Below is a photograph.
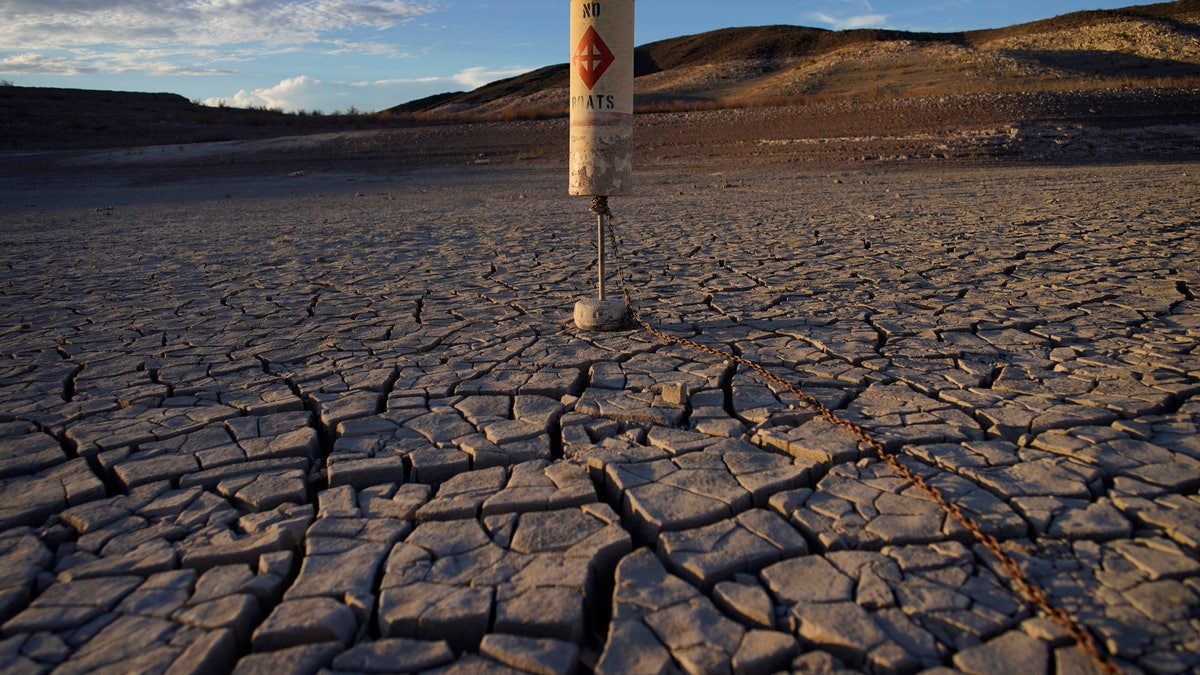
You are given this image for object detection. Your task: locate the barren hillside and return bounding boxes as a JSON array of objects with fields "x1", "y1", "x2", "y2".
[
  {"x1": 2, "y1": 1, "x2": 1198, "y2": 151},
  {"x1": 406, "y1": 0, "x2": 1200, "y2": 117}
]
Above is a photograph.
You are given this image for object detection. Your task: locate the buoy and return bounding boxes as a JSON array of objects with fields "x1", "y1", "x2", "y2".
[{"x1": 570, "y1": 0, "x2": 634, "y2": 331}]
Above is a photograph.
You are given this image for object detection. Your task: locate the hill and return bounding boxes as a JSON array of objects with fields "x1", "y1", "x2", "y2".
[
  {"x1": 1, "y1": 1, "x2": 1198, "y2": 150},
  {"x1": 0, "y1": 85, "x2": 385, "y2": 151},
  {"x1": 395, "y1": 0, "x2": 1200, "y2": 117}
]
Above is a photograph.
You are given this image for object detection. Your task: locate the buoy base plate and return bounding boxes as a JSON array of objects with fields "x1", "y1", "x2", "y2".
[{"x1": 574, "y1": 299, "x2": 629, "y2": 331}]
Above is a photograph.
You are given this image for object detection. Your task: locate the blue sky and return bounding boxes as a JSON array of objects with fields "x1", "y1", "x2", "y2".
[{"x1": 1, "y1": 1, "x2": 1144, "y2": 113}]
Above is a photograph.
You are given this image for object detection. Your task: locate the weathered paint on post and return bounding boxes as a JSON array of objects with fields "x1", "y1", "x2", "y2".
[{"x1": 568, "y1": 0, "x2": 634, "y2": 196}]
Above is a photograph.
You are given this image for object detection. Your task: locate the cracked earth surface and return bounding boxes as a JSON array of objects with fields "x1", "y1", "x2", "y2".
[{"x1": 1, "y1": 158, "x2": 1198, "y2": 674}]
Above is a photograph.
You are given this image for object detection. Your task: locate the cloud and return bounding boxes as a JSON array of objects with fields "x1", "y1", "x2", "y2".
[
  {"x1": 451, "y1": 66, "x2": 531, "y2": 90},
  {"x1": 811, "y1": 12, "x2": 889, "y2": 30},
  {"x1": 0, "y1": 49, "x2": 238, "y2": 77},
  {"x1": 0, "y1": 53, "x2": 95, "y2": 75},
  {"x1": 204, "y1": 73, "x2": 449, "y2": 112},
  {"x1": 1, "y1": 0, "x2": 436, "y2": 48},
  {"x1": 205, "y1": 66, "x2": 535, "y2": 113},
  {"x1": 369, "y1": 76, "x2": 442, "y2": 86},
  {"x1": 206, "y1": 75, "x2": 331, "y2": 111},
  {"x1": 0, "y1": 0, "x2": 436, "y2": 78}
]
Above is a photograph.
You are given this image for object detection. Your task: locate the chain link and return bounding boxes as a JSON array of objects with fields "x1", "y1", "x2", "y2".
[{"x1": 599, "y1": 211, "x2": 1121, "y2": 675}]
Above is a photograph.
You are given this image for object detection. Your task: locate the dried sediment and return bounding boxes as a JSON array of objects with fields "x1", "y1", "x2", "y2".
[{"x1": 0, "y1": 144, "x2": 1198, "y2": 673}]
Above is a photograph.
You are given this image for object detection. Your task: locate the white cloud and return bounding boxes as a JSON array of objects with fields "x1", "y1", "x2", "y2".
[
  {"x1": 207, "y1": 75, "x2": 329, "y2": 111},
  {"x1": 0, "y1": 53, "x2": 94, "y2": 75},
  {"x1": 0, "y1": 49, "x2": 238, "y2": 77},
  {"x1": 0, "y1": 0, "x2": 442, "y2": 113},
  {"x1": 0, "y1": 0, "x2": 436, "y2": 80},
  {"x1": 811, "y1": 12, "x2": 888, "y2": 30},
  {"x1": 204, "y1": 73, "x2": 450, "y2": 112},
  {"x1": 1, "y1": 0, "x2": 436, "y2": 49},
  {"x1": 202, "y1": 65, "x2": 535, "y2": 113},
  {"x1": 369, "y1": 76, "x2": 442, "y2": 86},
  {"x1": 451, "y1": 66, "x2": 531, "y2": 90}
]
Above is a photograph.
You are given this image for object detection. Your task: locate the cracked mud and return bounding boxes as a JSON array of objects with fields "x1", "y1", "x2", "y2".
[{"x1": 1, "y1": 158, "x2": 1198, "y2": 674}]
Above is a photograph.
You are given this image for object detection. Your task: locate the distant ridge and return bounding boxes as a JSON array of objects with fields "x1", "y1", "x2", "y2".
[
  {"x1": 2, "y1": 1, "x2": 1197, "y2": 150},
  {"x1": 392, "y1": 0, "x2": 1200, "y2": 116}
]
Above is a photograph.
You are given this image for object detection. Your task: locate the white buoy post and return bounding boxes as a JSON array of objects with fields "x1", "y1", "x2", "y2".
[{"x1": 570, "y1": 0, "x2": 633, "y2": 331}]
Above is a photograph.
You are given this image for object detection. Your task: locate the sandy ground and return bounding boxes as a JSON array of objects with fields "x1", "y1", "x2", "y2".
[{"x1": 0, "y1": 105, "x2": 1198, "y2": 673}]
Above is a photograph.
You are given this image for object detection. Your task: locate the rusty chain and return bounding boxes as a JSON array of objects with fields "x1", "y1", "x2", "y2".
[{"x1": 598, "y1": 210, "x2": 1122, "y2": 674}]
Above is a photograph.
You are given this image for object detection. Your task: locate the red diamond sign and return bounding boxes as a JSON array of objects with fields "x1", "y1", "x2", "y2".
[{"x1": 573, "y1": 26, "x2": 614, "y2": 90}]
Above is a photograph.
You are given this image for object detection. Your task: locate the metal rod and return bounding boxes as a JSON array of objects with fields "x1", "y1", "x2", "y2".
[{"x1": 597, "y1": 212, "x2": 606, "y2": 301}]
